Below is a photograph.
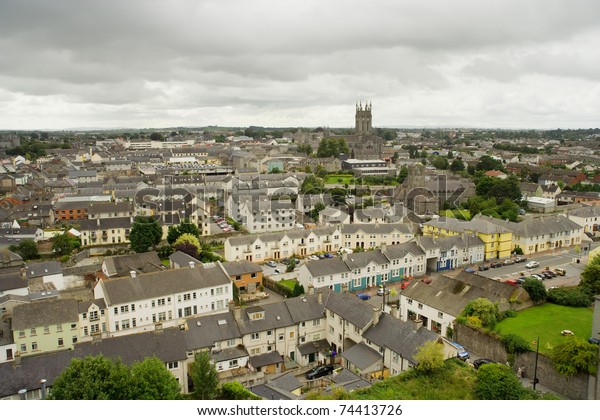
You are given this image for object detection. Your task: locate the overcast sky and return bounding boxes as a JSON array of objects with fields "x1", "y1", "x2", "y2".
[{"x1": 1, "y1": 0, "x2": 599, "y2": 130}]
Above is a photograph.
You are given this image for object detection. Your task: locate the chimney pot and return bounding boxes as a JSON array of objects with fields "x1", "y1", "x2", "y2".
[
  {"x1": 18, "y1": 389, "x2": 27, "y2": 400},
  {"x1": 189, "y1": 261, "x2": 195, "y2": 269},
  {"x1": 412, "y1": 318, "x2": 423, "y2": 331},
  {"x1": 317, "y1": 289, "x2": 323, "y2": 304},
  {"x1": 130, "y1": 270, "x2": 136, "y2": 278},
  {"x1": 391, "y1": 304, "x2": 399, "y2": 319}
]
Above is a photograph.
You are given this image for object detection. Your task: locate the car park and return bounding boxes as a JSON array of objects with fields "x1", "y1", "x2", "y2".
[
  {"x1": 400, "y1": 281, "x2": 411, "y2": 290},
  {"x1": 473, "y1": 358, "x2": 495, "y2": 369},
  {"x1": 318, "y1": 254, "x2": 326, "y2": 259},
  {"x1": 281, "y1": 258, "x2": 290, "y2": 265},
  {"x1": 525, "y1": 261, "x2": 539, "y2": 269},
  {"x1": 514, "y1": 256, "x2": 527, "y2": 263},
  {"x1": 478, "y1": 264, "x2": 489, "y2": 271},
  {"x1": 516, "y1": 277, "x2": 527, "y2": 284},
  {"x1": 530, "y1": 274, "x2": 544, "y2": 281},
  {"x1": 266, "y1": 261, "x2": 277, "y2": 268},
  {"x1": 356, "y1": 293, "x2": 371, "y2": 300},
  {"x1": 305, "y1": 364, "x2": 334, "y2": 380}
]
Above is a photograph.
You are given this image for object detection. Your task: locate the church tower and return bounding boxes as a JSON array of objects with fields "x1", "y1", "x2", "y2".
[{"x1": 355, "y1": 101, "x2": 372, "y2": 135}]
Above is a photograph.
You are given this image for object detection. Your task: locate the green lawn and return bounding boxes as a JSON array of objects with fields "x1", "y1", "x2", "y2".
[
  {"x1": 323, "y1": 174, "x2": 354, "y2": 185},
  {"x1": 440, "y1": 209, "x2": 472, "y2": 220},
  {"x1": 278, "y1": 279, "x2": 297, "y2": 289},
  {"x1": 496, "y1": 303, "x2": 593, "y2": 356}
]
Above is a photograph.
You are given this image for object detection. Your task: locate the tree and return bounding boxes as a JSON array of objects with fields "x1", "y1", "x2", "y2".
[
  {"x1": 551, "y1": 338, "x2": 598, "y2": 376},
  {"x1": 189, "y1": 351, "x2": 219, "y2": 399},
  {"x1": 432, "y1": 156, "x2": 449, "y2": 170},
  {"x1": 174, "y1": 233, "x2": 200, "y2": 259},
  {"x1": 300, "y1": 175, "x2": 324, "y2": 194},
  {"x1": 316, "y1": 138, "x2": 349, "y2": 158},
  {"x1": 579, "y1": 253, "x2": 600, "y2": 295},
  {"x1": 309, "y1": 202, "x2": 326, "y2": 222},
  {"x1": 474, "y1": 363, "x2": 525, "y2": 400},
  {"x1": 48, "y1": 355, "x2": 133, "y2": 400},
  {"x1": 460, "y1": 298, "x2": 499, "y2": 329},
  {"x1": 129, "y1": 357, "x2": 182, "y2": 400},
  {"x1": 129, "y1": 217, "x2": 163, "y2": 253},
  {"x1": 269, "y1": 167, "x2": 282, "y2": 174},
  {"x1": 9, "y1": 239, "x2": 40, "y2": 260},
  {"x1": 167, "y1": 220, "x2": 201, "y2": 245},
  {"x1": 547, "y1": 286, "x2": 591, "y2": 307},
  {"x1": 52, "y1": 232, "x2": 80, "y2": 257},
  {"x1": 476, "y1": 155, "x2": 504, "y2": 172},
  {"x1": 522, "y1": 278, "x2": 547, "y2": 304},
  {"x1": 449, "y1": 159, "x2": 465, "y2": 173},
  {"x1": 221, "y1": 382, "x2": 261, "y2": 400},
  {"x1": 414, "y1": 341, "x2": 445, "y2": 372},
  {"x1": 149, "y1": 132, "x2": 164, "y2": 141}
]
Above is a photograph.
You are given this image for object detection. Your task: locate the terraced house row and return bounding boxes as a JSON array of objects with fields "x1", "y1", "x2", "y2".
[{"x1": 224, "y1": 223, "x2": 414, "y2": 262}]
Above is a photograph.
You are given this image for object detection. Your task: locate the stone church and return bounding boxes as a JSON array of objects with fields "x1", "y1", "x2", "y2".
[{"x1": 326, "y1": 102, "x2": 384, "y2": 160}]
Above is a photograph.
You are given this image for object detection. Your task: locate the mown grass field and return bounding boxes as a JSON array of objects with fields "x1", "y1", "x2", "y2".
[
  {"x1": 496, "y1": 303, "x2": 593, "y2": 356},
  {"x1": 323, "y1": 174, "x2": 354, "y2": 185}
]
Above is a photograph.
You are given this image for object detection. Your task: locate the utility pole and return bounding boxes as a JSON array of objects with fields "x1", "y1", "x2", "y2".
[{"x1": 533, "y1": 336, "x2": 540, "y2": 390}]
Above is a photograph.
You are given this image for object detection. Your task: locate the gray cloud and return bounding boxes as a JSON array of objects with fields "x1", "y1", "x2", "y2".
[{"x1": 0, "y1": 0, "x2": 599, "y2": 129}]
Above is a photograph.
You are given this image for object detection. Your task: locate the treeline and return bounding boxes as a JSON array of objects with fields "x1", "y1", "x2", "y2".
[{"x1": 493, "y1": 143, "x2": 540, "y2": 154}]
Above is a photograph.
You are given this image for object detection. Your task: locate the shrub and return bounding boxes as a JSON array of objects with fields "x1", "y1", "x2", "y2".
[
  {"x1": 551, "y1": 338, "x2": 598, "y2": 376},
  {"x1": 547, "y1": 286, "x2": 592, "y2": 307},
  {"x1": 522, "y1": 278, "x2": 547, "y2": 304},
  {"x1": 501, "y1": 334, "x2": 531, "y2": 354},
  {"x1": 220, "y1": 381, "x2": 261, "y2": 400},
  {"x1": 474, "y1": 364, "x2": 525, "y2": 400}
]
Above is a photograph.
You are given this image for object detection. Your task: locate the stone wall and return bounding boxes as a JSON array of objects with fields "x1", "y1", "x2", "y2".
[
  {"x1": 455, "y1": 323, "x2": 593, "y2": 400},
  {"x1": 63, "y1": 263, "x2": 102, "y2": 277}
]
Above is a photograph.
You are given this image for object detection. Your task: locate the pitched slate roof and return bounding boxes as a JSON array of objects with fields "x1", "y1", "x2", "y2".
[
  {"x1": 13, "y1": 298, "x2": 79, "y2": 330},
  {"x1": 103, "y1": 251, "x2": 163, "y2": 277},
  {"x1": 99, "y1": 264, "x2": 230, "y2": 306},
  {"x1": 341, "y1": 223, "x2": 412, "y2": 235},
  {"x1": 168, "y1": 250, "x2": 201, "y2": 268},
  {"x1": 401, "y1": 272, "x2": 519, "y2": 317},
  {"x1": 249, "y1": 351, "x2": 284, "y2": 368},
  {"x1": 304, "y1": 258, "x2": 350, "y2": 277},
  {"x1": 235, "y1": 301, "x2": 295, "y2": 335},
  {"x1": 183, "y1": 311, "x2": 241, "y2": 351},
  {"x1": 212, "y1": 345, "x2": 248, "y2": 363},
  {"x1": 0, "y1": 270, "x2": 26, "y2": 293},
  {"x1": 297, "y1": 338, "x2": 330, "y2": 356},
  {"x1": 221, "y1": 260, "x2": 263, "y2": 277},
  {"x1": 343, "y1": 249, "x2": 389, "y2": 269},
  {"x1": 362, "y1": 313, "x2": 439, "y2": 364},
  {"x1": 568, "y1": 206, "x2": 600, "y2": 218},
  {"x1": 339, "y1": 342, "x2": 381, "y2": 370},
  {"x1": 284, "y1": 293, "x2": 326, "y2": 323},
  {"x1": 25, "y1": 261, "x2": 62, "y2": 278},
  {"x1": 323, "y1": 290, "x2": 374, "y2": 330}
]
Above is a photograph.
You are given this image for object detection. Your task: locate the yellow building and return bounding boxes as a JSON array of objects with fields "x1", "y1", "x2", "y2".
[
  {"x1": 423, "y1": 214, "x2": 513, "y2": 261},
  {"x1": 12, "y1": 299, "x2": 79, "y2": 357}
]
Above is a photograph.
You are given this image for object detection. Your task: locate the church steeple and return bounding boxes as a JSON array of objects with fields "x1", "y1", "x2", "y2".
[{"x1": 355, "y1": 100, "x2": 372, "y2": 135}]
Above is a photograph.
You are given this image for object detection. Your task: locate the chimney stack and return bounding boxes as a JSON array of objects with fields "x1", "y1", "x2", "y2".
[
  {"x1": 130, "y1": 270, "x2": 136, "y2": 278},
  {"x1": 341, "y1": 283, "x2": 348, "y2": 293},
  {"x1": 189, "y1": 261, "x2": 195, "y2": 269},
  {"x1": 40, "y1": 379, "x2": 47, "y2": 399},
  {"x1": 372, "y1": 307, "x2": 380, "y2": 326},
  {"x1": 412, "y1": 318, "x2": 423, "y2": 331},
  {"x1": 317, "y1": 289, "x2": 323, "y2": 304},
  {"x1": 391, "y1": 304, "x2": 399, "y2": 319},
  {"x1": 234, "y1": 307, "x2": 242, "y2": 321},
  {"x1": 308, "y1": 284, "x2": 314, "y2": 295}
]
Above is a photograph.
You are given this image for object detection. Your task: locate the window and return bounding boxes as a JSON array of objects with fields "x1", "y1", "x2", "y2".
[
  {"x1": 121, "y1": 320, "x2": 130, "y2": 330},
  {"x1": 20, "y1": 344, "x2": 26, "y2": 353},
  {"x1": 19, "y1": 331, "x2": 25, "y2": 338},
  {"x1": 56, "y1": 325, "x2": 63, "y2": 332},
  {"x1": 229, "y1": 360, "x2": 239, "y2": 368},
  {"x1": 72, "y1": 336, "x2": 78, "y2": 344},
  {"x1": 71, "y1": 323, "x2": 77, "y2": 330},
  {"x1": 438, "y1": 312, "x2": 444, "y2": 319},
  {"x1": 183, "y1": 293, "x2": 191, "y2": 301},
  {"x1": 82, "y1": 312, "x2": 87, "y2": 319},
  {"x1": 84, "y1": 326, "x2": 89, "y2": 336},
  {"x1": 251, "y1": 332, "x2": 260, "y2": 340},
  {"x1": 30, "y1": 328, "x2": 36, "y2": 336},
  {"x1": 312, "y1": 319, "x2": 320, "y2": 327},
  {"x1": 58, "y1": 337, "x2": 64, "y2": 347},
  {"x1": 278, "y1": 334, "x2": 284, "y2": 342},
  {"x1": 114, "y1": 307, "x2": 119, "y2": 315},
  {"x1": 407, "y1": 299, "x2": 413, "y2": 305},
  {"x1": 89, "y1": 311, "x2": 98, "y2": 321},
  {"x1": 418, "y1": 303, "x2": 423, "y2": 309},
  {"x1": 31, "y1": 342, "x2": 38, "y2": 351},
  {"x1": 90, "y1": 324, "x2": 99, "y2": 334},
  {"x1": 157, "y1": 298, "x2": 165, "y2": 306},
  {"x1": 167, "y1": 362, "x2": 179, "y2": 369}
]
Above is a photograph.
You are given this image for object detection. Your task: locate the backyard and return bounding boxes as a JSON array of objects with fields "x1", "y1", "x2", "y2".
[{"x1": 496, "y1": 303, "x2": 593, "y2": 356}]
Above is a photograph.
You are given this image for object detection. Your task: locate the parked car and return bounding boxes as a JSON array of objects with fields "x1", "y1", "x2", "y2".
[
  {"x1": 514, "y1": 256, "x2": 527, "y2": 263},
  {"x1": 516, "y1": 277, "x2": 527, "y2": 284},
  {"x1": 305, "y1": 364, "x2": 334, "y2": 380},
  {"x1": 400, "y1": 281, "x2": 411, "y2": 290},
  {"x1": 293, "y1": 258, "x2": 300, "y2": 264},
  {"x1": 503, "y1": 259, "x2": 515, "y2": 265},
  {"x1": 473, "y1": 358, "x2": 495, "y2": 369},
  {"x1": 539, "y1": 272, "x2": 552, "y2": 279},
  {"x1": 280, "y1": 258, "x2": 290, "y2": 265},
  {"x1": 356, "y1": 293, "x2": 371, "y2": 300},
  {"x1": 554, "y1": 267, "x2": 566, "y2": 276},
  {"x1": 490, "y1": 262, "x2": 503, "y2": 268},
  {"x1": 478, "y1": 264, "x2": 489, "y2": 271},
  {"x1": 464, "y1": 267, "x2": 476, "y2": 273},
  {"x1": 530, "y1": 274, "x2": 544, "y2": 281},
  {"x1": 324, "y1": 253, "x2": 333, "y2": 259},
  {"x1": 541, "y1": 270, "x2": 556, "y2": 278},
  {"x1": 377, "y1": 286, "x2": 390, "y2": 296},
  {"x1": 588, "y1": 337, "x2": 600, "y2": 345},
  {"x1": 274, "y1": 269, "x2": 282, "y2": 274},
  {"x1": 525, "y1": 261, "x2": 539, "y2": 269},
  {"x1": 308, "y1": 255, "x2": 319, "y2": 261},
  {"x1": 504, "y1": 279, "x2": 519, "y2": 286},
  {"x1": 317, "y1": 254, "x2": 326, "y2": 259},
  {"x1": 266, "y1": 261, "x2": 277, "y2": 268},
  {"x1": 452, "y1": 343, "x2": 470, "y2": 361}
]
